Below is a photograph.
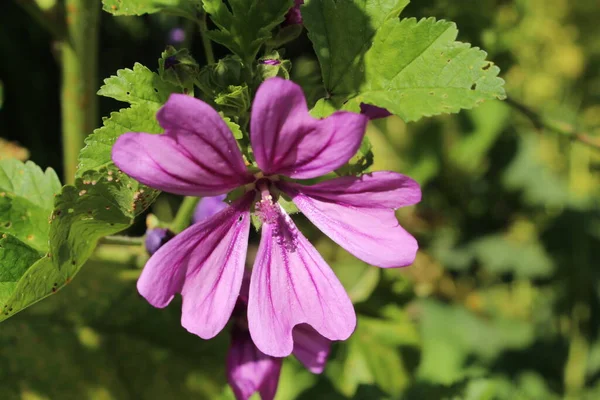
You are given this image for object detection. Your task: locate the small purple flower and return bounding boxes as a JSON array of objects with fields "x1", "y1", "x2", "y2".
[
  {"x1": 145, "y1": 228, "x2": 175, "y2": 255},
  {"x1": 360, "y1": 103, "x2": 392, "y2": 120},
  {"x1": 112, "y1": 77, "x2": 421, "y2": 357},
  {"x1": 285, "y1": 0, "x2": 304, "y2": 25},
  {"x1": 168, "y1": 27, "x2": 186, "y2": 44},
  {"x1": 227, "y1": 275, "x2": 330, "y2": 400},
  {"x1": 192, "y1": 194, "x2": 228, "y2": 224},
  {"x1": 261, "y1": 59, "x2": 281, "y2": 66}
]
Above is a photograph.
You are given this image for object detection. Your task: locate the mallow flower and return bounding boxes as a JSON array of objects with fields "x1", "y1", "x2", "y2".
[
  {"x1": 111, "y1": 77, "x2": 421, "y2": 357},
  {"x1": 227, "y1": 273, "x2": 330, "y2": 400}
]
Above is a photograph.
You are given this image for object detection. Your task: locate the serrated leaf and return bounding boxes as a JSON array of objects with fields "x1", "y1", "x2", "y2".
[
  {"x1": 0, "y1": 159, "x2": 61, "y2": 251},
  {"x1": 222, "y1": 116, "x2": 243, "y2": 139},
  {"x1": 303, "y1": 0, "x2": 409, "y2": 93},
  {"x1": 50, "y1": 167, "x2": 158, "y2": 275},
  {"x1": 97, "y1": 63, "x2": 180, "y2": 107},
  {"x1": 77, "y1": 105, "x2": 163, "y2": 174},
  {"x1": 202, "y1": 0, "x2": 293, "y2": 63},
  {"x1": 304, "y1": 1, "x2": 506, "y2": 121},
  {"x1": 102, "y1": 0, "x2": 203, "y2": 20},
  {"x1": 0, "y1": 167, "x2": 158, "y2": 322}
]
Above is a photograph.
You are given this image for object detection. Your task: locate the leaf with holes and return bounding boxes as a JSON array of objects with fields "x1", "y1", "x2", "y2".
[
  {"x1": 0, "y1": 167, "x2": 158, "y2": 322},
  {"x1": 102, "y1": 0, "x2": 203, "y2": 20},
  {"x1": 202, "y1": 0, "x2": 293, "y2": 63},
  {"x1": 0, "y1": 159, "x2": 61, "y2": 251},
  {"x1": 304, "y1": 1, "x2": 506, "y2": 121}
]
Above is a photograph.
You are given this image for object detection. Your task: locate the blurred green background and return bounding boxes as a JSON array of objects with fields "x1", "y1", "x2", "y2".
[{"x1": 1, "y1": 0, "x2": 600, "y2": 399}]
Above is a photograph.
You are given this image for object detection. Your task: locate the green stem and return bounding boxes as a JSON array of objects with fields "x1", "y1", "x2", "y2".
[
  {"x1": 99, "y1": 235, "x2": 144, "y2": 246},
  {"x1": 506, "y1": 97, "x2": 600, "y2": 151},
  {"x1": 198, "y1": 13, "x2": 215, "y2": 65},
  {"x1": 91, "y1": 244, "x2": 142, "y2": 266},
  {"x1": 170, "y1": 196, "x2": 200, "y2": 233},
  {"x1": 564, "y1": 302, "x2": 590, "y2": 400},
  {"x1": 61, "y1": 1, "x2": 100, "y2": 183}
]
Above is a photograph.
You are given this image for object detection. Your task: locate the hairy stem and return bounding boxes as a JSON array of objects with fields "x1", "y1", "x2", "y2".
[
  {"x1": 61, "y1": 1, "x2": 100, "y2": 183},
  {"x1": 171, "y1": 196, "x2": 200, "y2": 233},
  {"x1": 198, "y1": 13, "x2": 215, "y2": 65}
]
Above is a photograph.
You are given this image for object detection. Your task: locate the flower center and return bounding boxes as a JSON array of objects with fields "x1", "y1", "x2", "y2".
[{"x1": 254, "y1": 179, "x2": 280, "y2": 224}]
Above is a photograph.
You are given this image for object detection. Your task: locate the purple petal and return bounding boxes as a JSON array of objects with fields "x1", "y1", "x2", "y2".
[
  {"x1": 279, "y1": 172, "x2": 421, "y2": 268},
  {"x1": 248, "y1": 208, "x2": 356, "y2": 357},
  {"x1": 112, "y1": 94, "x2": 252, "y2": 197},
  {"x1": 145, "y1": 228, "x2": 175, "y2": 255},
  {"x1": 137, "y1": 193, "x2": 253, "y2": 339},
  {"x1": 227, "y1": 328, "x2": 282, "y2": 400},
  {"x1": 360, "y1": 103, "x2": 392, "y2": 120},
  {"x1": 292, "y1": 324, "x2": 331, "y2": 373},
  {"x1": 250, "y1": 78, "x2": 368, "y2": 179},
  {"x1": 284, "y1": 0, "x2": 304, "y2": 25},
  {"x1": 192, "y1": 194, "x2": 228, "y2": 224}
]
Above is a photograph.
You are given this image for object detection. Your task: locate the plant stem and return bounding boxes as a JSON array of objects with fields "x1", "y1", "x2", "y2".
[
  {"x1": 99, "y1": 235, "x2": 144, "y2": 246},
  {"x1": 91, "y1": 244, "x2": 142, "y2": 266},
  {"x1": 198, "y1": 13, "x2": 215, "y2": 65},
  {"x1": 170, "y1": 196, "x2": 200, "y2": 233},
  {"x1": 61, "y1": 1, "x2": 100, "y2": 183},
  {"x1": 506, "y1": 97, "x2": 600, "y2": 151}
]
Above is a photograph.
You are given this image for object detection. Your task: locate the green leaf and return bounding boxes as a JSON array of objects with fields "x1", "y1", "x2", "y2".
[
  {"x1": 0, "y1": 159, "x2": 61, "y2": 251},
  {"x1": 222, "y1": 117, "x2": 243, "y2": 139},
  {"x1": 304, "y1": 1, "x2": 506, "y2": 121},
  {"x1": 50, "y1": 167, "x2": 158, "y2": 275},
  {"x1": 202, "y1": 0, "x2": 293, "y2": 63},
  {"x1": 0, "y1": 261, "x2": 230, "y2": 398},
  {"x1": 97, "y1": 63, "x2": 181, "y2": 107},
  {"x1": 78, "y1": 105, "x2": 162, "y2": 174},
  {"x1": 303, "y1": 0, "x2": 409, "y2": 93},
  {"x1": 326, "y1": 308, "x2": 418, "y2": 397},
  {"x1": 102, "y1": 0, "x2": 203, "y2": 20},
  {"x1": 0, "y1": 235, "x2": 42, "y2": 304}
]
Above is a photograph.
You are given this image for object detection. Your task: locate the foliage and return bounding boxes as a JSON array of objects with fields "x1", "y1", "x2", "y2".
[{"x1": 1, "y1": 0, "x2": 600, "y2": 398}]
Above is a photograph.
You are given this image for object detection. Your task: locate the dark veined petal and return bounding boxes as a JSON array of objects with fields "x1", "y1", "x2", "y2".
[
  {"x1": 227, "y1": 327, "x2": 282, "y2": 400},
  {"x1": 292, "y1": 324, "x2": 331, "y2": 374},
  {"x1": 248, "y1": 209, "x2": 356, "y2": 357},
  {"x1": 279, "y1": 172, "x2": 421, "y2": 268},
  {"x1": 112, "y1": 94, "x2": 253, "y2": 196},
  {"x1": 250, "y1": 78, "x2": 367, "y2": 179},
  {"x1": 137, "y1": 193, "x2": 253, "y2": 339}
]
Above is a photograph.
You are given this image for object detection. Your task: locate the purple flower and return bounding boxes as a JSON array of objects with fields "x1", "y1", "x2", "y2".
[
  {"x1": 261, "y1": 59, "x2": 281, "y2": 66},
  {"x1": 111, "y1": 77, "x2": 421, "y2": 357},
  {"x1": 192, "y1": 194, "x2": 227, "y2": 224},
  {"x1": 360, "y1": 103, "x2": 392, "y2": 120},
  {"x1": 285, "y1": 0, "x2": 304, "y2": 25},
  {"x1": 227, "y1": 275, "x2": 330, "y2": 400},
  {"x1": 168, "y1": 27, "x2": 186, "y2": 44},
  {"x1": 145, "y1": 228, "x2": 175, "y2": 255}
]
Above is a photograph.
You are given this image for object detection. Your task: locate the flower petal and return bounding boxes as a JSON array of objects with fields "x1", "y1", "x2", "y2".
[
  {"x1": 279, "y1": 172, "x2": 421, "y2": 268},
  {"x1": 248, "y1": 209, "x2": 356, "y2": 357},
  {"x1": 227, "y1": 328, "x2": 282, "y2": 400},
  {"x1": 292, "y1": 324, "x2": 331, "y2": 374},
  {"x1": 192, "y1": 194, "x2": 228, "y2": 224},
  {"x1": 137, "y1": 193, "x2": 253, "y2": 339},
  {"x1": 250, "y1": 78, "x2": 368, "y2": 179},
  {"x1": 112, "y1": 94, "x2": 252, "y2": 196}
]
